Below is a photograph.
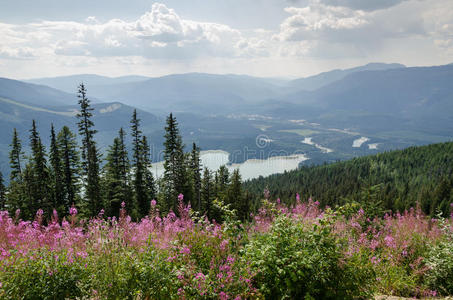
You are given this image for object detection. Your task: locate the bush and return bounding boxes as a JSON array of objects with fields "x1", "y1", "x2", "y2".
[
  {"x1": 243, "y1": 213, "x2": 374, "y2": 299},
  {"x1": 425, "y1": 220, "x2": 453, "y2": 295}
]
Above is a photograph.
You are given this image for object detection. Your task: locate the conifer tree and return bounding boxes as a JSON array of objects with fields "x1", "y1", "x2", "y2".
[
  {"x1": 7, "y1": 128, "x2": 25, "y2": 214},
  {"x1": 9, "y1": 128, "x2": 23, "y2": 182},
  {"x1": 117, "y1": 128, "x2": 130, "y2": 191},
  {"x1": 141, "y1": 135, "x2": 156, "y2": 215},
  {"x1": 190, "y1": 143, "x2": 202, "y2": 211},
  {"x1": 103, "y1": 128, "x2": 131, "y2": 216},
  {"x1": 227, "y1": 169, "x2": 242, "y2": 205},
  {"x1": 215, "y1": 165, "x2": 230, "y2": 202},
  {"x1": 76, "y1": 83, "x2": 101, "y2": 216},
  {"x1": 0, "y1": 171, "x2": 5, "y2": 210},
  {"x1": 49, "y1": 124, "x2": 64, "y2": 214},
  {"x1": 163, "y1": 113, "x2": 188, "y2": 211},
  {"x1": 28, "y1": 120, "x2": 51, "y2": 216},
  {"x1": 131, "y1": 110, "x2": 144, "y2": 217},
  {"x1": 57, "y1": 126, "x2": 80, "y2": 212},
  {"x1": 201, "y1": 167, "x2": 213, "y2": 219}
]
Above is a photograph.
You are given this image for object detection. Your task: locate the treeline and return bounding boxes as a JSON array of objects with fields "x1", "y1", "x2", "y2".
[
  {"x1": 0, "y1": 84, "x2": 251, "y2": 222},
  {"x1": 244, "y1": 142, "x2": 453, "y2": 216}
]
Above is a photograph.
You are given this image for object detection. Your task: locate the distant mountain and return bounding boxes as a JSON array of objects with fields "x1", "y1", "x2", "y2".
[
  {"x1": 272, "y1": 64, "x2": 453, "y2": 140},
  {"x1": 0, "y1": 78, "x2": 77, "y2": 107},
  {"x1": 26, "y1": 74, "x2": 150, "y2": 94},
  {"x1": 288, "y1": 63, "x2": 406, "y2": 92},
  {"x1": 68, "y1": 73, "x2": 289, "y2": 114}
]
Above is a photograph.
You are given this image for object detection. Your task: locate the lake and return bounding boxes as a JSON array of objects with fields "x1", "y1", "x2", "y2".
[{"x1": 151, "y1": 150, "x2": 308, "y2": 180}]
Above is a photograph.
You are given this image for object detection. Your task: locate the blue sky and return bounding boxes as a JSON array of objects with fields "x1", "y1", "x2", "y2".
[{"x1": 1, "y1": 0, "x2": 452, "y2": 79}]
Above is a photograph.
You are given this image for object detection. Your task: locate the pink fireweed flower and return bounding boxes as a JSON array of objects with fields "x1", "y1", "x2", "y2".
[
  {"x1": 296, "y1": 193, "x2": 300, "y2": 202},
  {"x1": 121, "y1": 201, "x2": 126, "y2": 208},
  {"x1": 178, "y1": 194, "x2": 184, "y2": 202},
  {"x1": 36, "y1": 209, "x2": 44, "y2": 217},
  {"x1": 384, "y1": 235, "x2": 396, "y2": 248},
  {"x1": 276, "y1": 198, "x2": 281, "y2": 204},
  {"x1": 180, "y1": 247, "x2": 190, "y2": 255},
  {"x1": 69, "y1": 205, "x2": 77, "y2": 216},
  {"x1": 151, "y1": 199, "x2": 157, "y2": 207}
]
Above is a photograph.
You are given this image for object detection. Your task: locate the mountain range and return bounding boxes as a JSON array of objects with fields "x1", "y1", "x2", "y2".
[{"x1": 1, "y1": 62, "x2": 452, "y2": 181}]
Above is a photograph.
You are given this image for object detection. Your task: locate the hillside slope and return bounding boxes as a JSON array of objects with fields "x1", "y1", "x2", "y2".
[{"x1": 244, "y1": 141, "x2": 453, "y2": 215}]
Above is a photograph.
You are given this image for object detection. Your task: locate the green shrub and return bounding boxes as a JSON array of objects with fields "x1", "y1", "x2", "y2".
[
  {"x1": 425, "y1": 221, "x2": 453, "y2": 295},
  {"x1": 243, "y1": 214, "x2": 374, "y2": 299}
]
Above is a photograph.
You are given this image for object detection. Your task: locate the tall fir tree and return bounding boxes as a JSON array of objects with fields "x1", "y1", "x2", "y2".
[
  {"x1": 28, "y1": 120, "x2": 51, "y2": 217},
  {"x1": 215, "y1": 165, "x2": 230, "y2": 202},
  {"x1": 190, "y1": 143, "x2": 202, "y2": 211},
  {"x1": 0, "y1": 171, "x2": 5, "y2": 210},
  {"x1": 227, "y1": 169, "x2": 245, "y2": 220},
  {"x1": 9, "y1": 128, "x2": 23, "y2": 182},
  {"x1": 141, "y1": 135, "x2": 156, "y2": 215},
  {"x1": 7, "y1": 128, "x2": 25, "y2": 214},
  {"x1": 103, "y1": 128, "x2": 131, "y2": 217},
  {"x1": 131, "y1": 110, "x2": 145, "y2": 218},
  {"x1": 49, "y1": 124, "x2": 64, "y2": 215},
  {"x1": 162, "y1": 113, "x2": 189, "y2": 212},
  {"x1": 201, "y1": 167, "x2": 213, "y2": 219},
  {"x1": 57, "y1": 126, "x2": 80, "y2": 213},
  {"x1": 76, "y1": 83, "x2": 101, "y2": 216}
]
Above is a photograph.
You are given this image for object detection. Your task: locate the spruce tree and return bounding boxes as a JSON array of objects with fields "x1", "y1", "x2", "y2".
[
  {"x1": 201, "y1": 167, "x2": 213, "y2": 219},
  {"x1": 0, "y1": 171, "x2": 5, "y2": 210},
  {"x1": 227, "y1": 169, "x2": 244, "y2": 219},
  {"x1": 131, "y1": 110, "x2": 144, "y2": 217},
  {"x1": 49, "y1": 124, "x2": 64, "y2": 215},
  {"x1": 162, "y1": 113, "x2": 188, "y2": 212},
  {"x1": 57, "y1": 126, "x2": 80, "y2": 212},
  {"x1": 28, "y1": 120, "x2": 51, "y2": 216},
  {"x1": 118, "y1": 128, "x2": 130, "y2": 192},
  {"x1": 103, "y1": 128, "x2": 131, "y2": 217},
  {"x1": 76, "y1": 83, "x2": 101, "y2": 216},
  {"x1": 215, "y1": 165, "x2": 230, "y2": 202},
  {"x1": 7, "y1": 128, "x2": 25, "y2": 214},
  {"x1": 141, "y1": 135, "x2": 156, "y2": 215},
  {"x1": 190, "y1": 143, "x2": 202, "y2": 211},
  {"x1": 9, "y1": 128, "x2": 23, "y2": 182}
]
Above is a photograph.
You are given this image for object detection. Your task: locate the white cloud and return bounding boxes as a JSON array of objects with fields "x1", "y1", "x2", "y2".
[
  {"x1": 0, "y1": 3, "x2": 258, "y2": 61},
  {"x1": 274, "y1": 0, "x2": 432, "y2": 58},
  {"x1": 0, "y1": 0, "x2": 453, "y2": 78}
]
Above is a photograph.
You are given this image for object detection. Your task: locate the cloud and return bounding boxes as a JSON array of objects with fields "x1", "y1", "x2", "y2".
[
  {"x1": 274, "y1": 0, "x2": 429, "y2": 58},
  {"x1": 0, "y1": 46, "x2": 35, "y2": 59},
  {"x1": 0, "y1": 3, "x2": 259, "y2": 60},
  {"x1": 275, "y1": 4, "x2": 368, "y2": 42},
  {"x1": 316, "y1": 0, "x2": 411, "y2": 11}
]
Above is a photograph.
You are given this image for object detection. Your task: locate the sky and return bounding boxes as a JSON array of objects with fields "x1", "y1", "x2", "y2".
[{"x1": 1, "y1": 0, "x2": 453, "y2": 79}]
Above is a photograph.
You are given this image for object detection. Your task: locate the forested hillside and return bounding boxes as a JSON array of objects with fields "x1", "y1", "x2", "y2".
[{"x1": 244, "y1": 141, "x2": 453, "y2": 216}]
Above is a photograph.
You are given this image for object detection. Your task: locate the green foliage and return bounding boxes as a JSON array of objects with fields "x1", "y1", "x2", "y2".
[
  {"x1": 243, "y1": 214, "x2": 374, "y2": 299},
  {"x1": 162, "y1": 113, "x2": 190, "y2": 212},
  {"x1": 0, "y1": 250, "x2": 87, "y2": 299},
  {"x1": 425, "y1": 217, "x2": 453, "y2": 295},
  {"x1": 245, "y1": 142, "x2": 453, "y2": 216},
  {"x1": 76, "y1": 83, "x2": 102, "y2": 217}
]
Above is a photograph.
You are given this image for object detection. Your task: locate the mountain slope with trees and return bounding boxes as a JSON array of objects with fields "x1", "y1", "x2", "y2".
[{"x1": 244, "y1": 141, "x2": 453, "y2": 216}]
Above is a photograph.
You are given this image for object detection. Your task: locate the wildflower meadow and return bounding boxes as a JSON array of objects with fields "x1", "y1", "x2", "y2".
[{"x1": 1, "y1": 195, "x2": 452, "y2": 299}]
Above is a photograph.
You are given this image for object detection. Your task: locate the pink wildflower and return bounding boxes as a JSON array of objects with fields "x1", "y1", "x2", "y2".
[{"x1": 69, "y1": 205, "x2": 77, "y2": 216}]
